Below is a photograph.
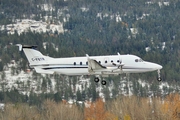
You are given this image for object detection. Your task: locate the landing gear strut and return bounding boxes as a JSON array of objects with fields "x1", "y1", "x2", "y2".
[{"x1": 157, "y1": 69, "x2": 162, "y2": 81}]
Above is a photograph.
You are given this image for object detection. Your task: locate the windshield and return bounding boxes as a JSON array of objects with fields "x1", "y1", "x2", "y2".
[{"x1": 135, "y1": 58, "x2": 143, "y2": 62}]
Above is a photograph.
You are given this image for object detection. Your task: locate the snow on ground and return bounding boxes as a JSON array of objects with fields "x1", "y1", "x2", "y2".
[
  {"x1": 76, "y1": 78, "x2": 90, "y2": 91},
  {"x1": 0, "y1": 60, "x2": 177, "y2": 104},
  {"x1": 0, "y1": 19, "x2": 64, "y2": 35}
]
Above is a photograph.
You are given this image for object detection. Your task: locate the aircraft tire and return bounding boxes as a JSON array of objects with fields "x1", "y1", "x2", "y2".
[
  {"x1": 101, "y1": 80, "x2": 106, "y2": 85},
  {"x1": 157, "y1": 77, "x2": 162, "y2": 81},
  {"x1": 94, "y1": 77, "x2": 99, "y2": 82}
]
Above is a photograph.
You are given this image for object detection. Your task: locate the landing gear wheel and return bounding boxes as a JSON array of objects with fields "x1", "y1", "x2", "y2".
[
  {"x1": 101, "y1": 80, "x2": 106, "y2": 85},
  {"x1": 94, "y1": 77, "x2": 99, "y2": 82},
  {"x1": 157, "y1": 77, "x2": 162, "y2": 81}
]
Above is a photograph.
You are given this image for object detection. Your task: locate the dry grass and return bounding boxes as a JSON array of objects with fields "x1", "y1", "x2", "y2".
[
  {"x1": 0, "y1": 103, "x2": 39, "y2": 120},
  {"x1": 1, "y1": 94, "x2": 180, "y2": 120},
  {"x1": 0, "y1": 99, "x2": 83, "y2": 120},
  {"x1": 41, "y1": 99, "x2": 84, "y2": 120},
  {"x1": 84, "y1": 98, "x2": 117, "y2": 120},
  {"x1": 106, "y1": 96, "x2": 171, "y2": 120}
]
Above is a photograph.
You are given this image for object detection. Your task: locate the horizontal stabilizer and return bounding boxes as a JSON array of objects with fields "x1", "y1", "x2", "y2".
[{"x1": 16, "y1": 44, "x2": 37, "y2": 51}]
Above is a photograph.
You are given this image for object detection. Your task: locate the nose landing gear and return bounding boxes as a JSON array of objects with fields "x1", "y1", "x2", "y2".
[{"x1": 157, "y1": 69, "x2": 162, "y2": 81}]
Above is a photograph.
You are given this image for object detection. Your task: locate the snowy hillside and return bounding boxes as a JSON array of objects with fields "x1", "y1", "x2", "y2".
[
  {"x1": 0, "y1": 19, "x2": 64, "y2": 35},
  {"x1": 0, "y1": 60, "x2": 176, "y2": 104}
]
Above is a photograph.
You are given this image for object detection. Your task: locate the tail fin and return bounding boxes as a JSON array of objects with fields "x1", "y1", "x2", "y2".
[{"x1": 16, "y1": 44, "x2": 48, "y2": 66}]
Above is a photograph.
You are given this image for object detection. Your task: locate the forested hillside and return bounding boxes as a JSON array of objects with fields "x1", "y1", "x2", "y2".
[
  {"x1": 1, "y1": 0, "x2": 180, "y2": 119},
  {"x1": 0, "y1": 0, "x2": 180, "y2": 81},
  {"x1": 0, "y1": 0, "x2": 180, "y2": 109}
]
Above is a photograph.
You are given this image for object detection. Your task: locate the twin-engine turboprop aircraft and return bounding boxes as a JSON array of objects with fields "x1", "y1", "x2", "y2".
[{"x1": 16, "y1": 44, "x2": 162, "y2": 85}]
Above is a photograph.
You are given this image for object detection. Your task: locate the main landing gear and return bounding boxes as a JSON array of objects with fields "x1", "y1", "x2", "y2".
[
  {"x1": 94, "y1": 77, "x2": 106, "y2": 85},
  {"x1": 94, "y1": 77, "x2": 99, "y2": 82},
  {"x1": 157, "y1": 69, "x2": 162, "y2": 81}
]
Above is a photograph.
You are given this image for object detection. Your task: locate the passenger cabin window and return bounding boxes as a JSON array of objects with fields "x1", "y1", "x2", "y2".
[
  {"x1": 117, "y1": 60, "x2": 120, "y2": 63},
  {"x1": 135, "y1": 59, "x2": 138, "y2": 62},
  {"x1": 111, "y1": 60, "x2": 113, "y2": 63},
  {"x1": 74, "y1": 62, "x2": 76, "y2": 65},
  {"x1": 105, "y1": 60, "x2": 107, "y2": 63},
  {"x1": 80, "y1": 62, "x2": 82, "y2": 65}
]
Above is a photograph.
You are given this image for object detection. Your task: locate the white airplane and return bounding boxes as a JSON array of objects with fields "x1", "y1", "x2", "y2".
[{"x1": 16, "y1": 44, "x2": 163, "y2": 85}]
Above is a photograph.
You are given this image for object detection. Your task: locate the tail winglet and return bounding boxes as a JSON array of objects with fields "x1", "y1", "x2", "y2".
[
  {"x1": 16, "y1": 44, "x2": 23, "y2": 51},
  {"x1": 16, "y1": 44, "x2": 38, "y2": 51}
]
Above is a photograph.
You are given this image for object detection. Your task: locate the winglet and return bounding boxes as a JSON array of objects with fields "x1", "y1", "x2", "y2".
[
  {"x1": 117, "y1": 52, "x2": 120, "y2": 56},
  {"x1": 86, "y1": 54, "x2": 106, "y2": 73},
  {"x1": 16, "y1": 44, "x2": 38, "y2": 51},
  {"x1": 16, "y1": 44, "x2": 23, "y2": 51},
  {"x1": 86, "y1": 54, "x2": 89, "y2": 58}
]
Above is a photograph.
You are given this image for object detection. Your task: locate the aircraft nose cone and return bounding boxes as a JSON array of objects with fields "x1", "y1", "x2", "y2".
[{"x1": 156, "y1": 64, "x2": 163, "y2": 69}]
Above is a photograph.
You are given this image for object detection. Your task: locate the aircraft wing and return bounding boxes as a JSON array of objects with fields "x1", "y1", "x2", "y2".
[{"x1": 86, "y1": 54, "x2": 106, "y2": 73}]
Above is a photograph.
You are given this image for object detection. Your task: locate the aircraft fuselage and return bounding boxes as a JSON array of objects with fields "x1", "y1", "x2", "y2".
[{"x1": 31, "y1": 54, "x2": 162, "y2": 76}]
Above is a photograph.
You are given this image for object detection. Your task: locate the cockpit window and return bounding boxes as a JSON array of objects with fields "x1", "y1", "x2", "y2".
[
  {"x1": 139, "y1": 59, "x2": 143, "y2": 62},
  {"x1": 135, "y1": 59, "x2": 143, "y2": 62}
]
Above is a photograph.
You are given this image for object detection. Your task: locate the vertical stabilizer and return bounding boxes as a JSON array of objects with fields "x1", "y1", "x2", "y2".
[{"x1": 16, "y1": 44, "x2": 48, "y2": 66}]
